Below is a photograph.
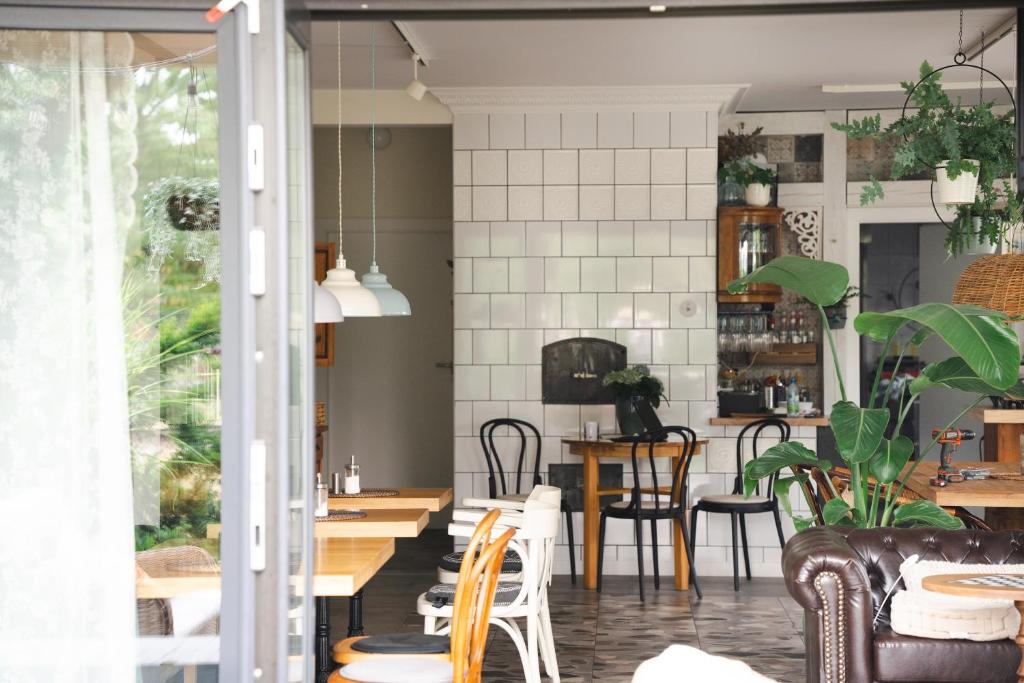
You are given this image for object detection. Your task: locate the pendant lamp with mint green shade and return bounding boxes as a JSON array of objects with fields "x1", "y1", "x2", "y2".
[{"x1": 360, "y1": 24, "x2": 411, "y2": 317}]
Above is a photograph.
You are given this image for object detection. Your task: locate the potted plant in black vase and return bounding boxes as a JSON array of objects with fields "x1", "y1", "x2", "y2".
[
  {"x1": 821, "y1": 286, "x2": 861, "y2": 329},
  {"x1": 602, "y1": 365, "x2": 666, "y2": 436}
]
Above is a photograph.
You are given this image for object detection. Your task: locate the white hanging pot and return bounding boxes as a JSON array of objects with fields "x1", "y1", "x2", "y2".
[
  {"x1": 936, "y1": 159, "x2": 979, "y2": 205},
  {"x1": 962, "y1": 218, "x2": 995, "y2": 254},
  {"x1": 745, "y1": 183, "x2": 772, "y2": 207}
]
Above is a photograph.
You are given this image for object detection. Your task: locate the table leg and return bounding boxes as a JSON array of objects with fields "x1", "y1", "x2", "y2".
[
  {"x1": 347, "y1": 589, "x2": 365, "y2": 637},
  {"x1": 1015, "y1": 600, "x2": 1024, "y2": 683},
  {"x1": 672, "y1": 456, "x2": 688, "y2": 591},
  {"x1": 583, "y1": 450, "x2": 599, "y2": 590},
  {"x1": 315, "y1": 596, "x2": 331, "y2": 683}
]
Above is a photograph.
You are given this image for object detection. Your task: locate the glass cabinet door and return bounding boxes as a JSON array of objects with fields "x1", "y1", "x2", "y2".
[{"x1": 738, "y1": 221, "x2": 778, "y2": 278}]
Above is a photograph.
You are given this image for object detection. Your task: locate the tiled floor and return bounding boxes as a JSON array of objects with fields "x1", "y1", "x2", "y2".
[{"x1": 328, "y1": 532, "x2": 806, "y2": 682}]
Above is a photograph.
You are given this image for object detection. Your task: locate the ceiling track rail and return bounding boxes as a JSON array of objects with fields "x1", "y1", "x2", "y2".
[{"x1": 309, "y1": 1, "x2": 1024, "y2": 22}]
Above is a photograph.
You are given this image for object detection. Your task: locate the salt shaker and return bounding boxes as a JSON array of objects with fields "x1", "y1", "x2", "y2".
[
  {"x1": 315, "y1": 473, "x2": 328, "y2": 517},
  {"x1": 345, "y1": 454, "x2": 361, "y2": 495}
]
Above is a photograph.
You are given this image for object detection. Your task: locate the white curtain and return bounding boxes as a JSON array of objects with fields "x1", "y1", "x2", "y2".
[{"x1": 0, "y1": 30, "x2": 138, "y2": 680}]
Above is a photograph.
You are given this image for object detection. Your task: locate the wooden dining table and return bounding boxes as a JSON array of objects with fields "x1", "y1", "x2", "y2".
[
  {"x1": 315, "y1": 508, "x2": 429, "y2": 538},
  {"x1": 136, "y1": 536, "x2": 395, "y2": 683},
  {"x1": 900, "y1": 461, "x2": 1024, "y2": 529},
  {"x1": 563, "y1": 437, "x2": 707, "y2": 591},
  {"x1": 329, "y1": 487, "x2": 453, "y2": 512}
]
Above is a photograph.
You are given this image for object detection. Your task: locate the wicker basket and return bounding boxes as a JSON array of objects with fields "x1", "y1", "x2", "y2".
[
  {"x1": 315, "y1": 401, "x2": 327, "y2": 428},
  {"x1": 952, "y1": 253, "x2": 1024, "y2": 317}
]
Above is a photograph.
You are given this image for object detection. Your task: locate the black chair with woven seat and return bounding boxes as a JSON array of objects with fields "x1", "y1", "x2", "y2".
[
  {"x1": 597, "y1": 426, "x2": 701, "y2": 602},
  {"x1": 689, "y1": 417, "x2": 790, "y2": 592},
  {"x1": 438, "y1": 418, "x2": 576, "y2": 585}
]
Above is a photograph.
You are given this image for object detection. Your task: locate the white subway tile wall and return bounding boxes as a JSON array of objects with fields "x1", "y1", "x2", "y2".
[{"x1": 451, "y1": 109, "x2": 811, "y2": 577}]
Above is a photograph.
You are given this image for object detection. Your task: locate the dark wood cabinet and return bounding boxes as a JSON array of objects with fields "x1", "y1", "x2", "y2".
[{"x1": 717, "y1": 206, "x2": 784, "y2": 304}]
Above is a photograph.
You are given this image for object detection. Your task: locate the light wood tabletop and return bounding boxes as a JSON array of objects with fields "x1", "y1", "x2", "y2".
[
  {"x1": 328, "y1": 487, "x2": 453, "y2": 512},
  {"x1": 900, "y1": 461, "x2": 1024, "y2": 508},
  {"x1": 924, "y1": 572, "x2": 1024, "y2": 682},
  {"x1": 563, "y1": 437, "x2": 707, "y2": 592},
  {"x1": 315, "y1": 508, "x2": 428, "y2": 538},
  {"x1": 709, "y1": 416, "x2": 829, "y2": 427},
  {"x1": 136, "y1": 537, "x2": 395, "y2": 599}
]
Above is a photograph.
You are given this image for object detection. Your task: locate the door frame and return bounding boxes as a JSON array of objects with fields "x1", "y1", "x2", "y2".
[{"x1": 0, "y1": 6, "x2": 270, "y2": 680}]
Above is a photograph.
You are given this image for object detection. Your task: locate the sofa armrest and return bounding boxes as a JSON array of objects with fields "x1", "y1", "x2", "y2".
[{"x1": 782, "y1": 528, "x2": 875, "y2": 683}]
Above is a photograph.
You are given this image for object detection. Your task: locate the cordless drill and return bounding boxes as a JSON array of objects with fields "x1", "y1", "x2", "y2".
[{"x1": 928, "y1": 428, "x2": 975, "y2": 487}]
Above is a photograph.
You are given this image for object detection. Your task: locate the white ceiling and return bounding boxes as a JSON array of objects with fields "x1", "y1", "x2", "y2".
[{"x1": 310, "y1": 9, "x2": 1017, "y2": 111}]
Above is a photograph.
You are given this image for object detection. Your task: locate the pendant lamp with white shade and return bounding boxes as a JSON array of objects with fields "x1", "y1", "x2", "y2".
[
  {"x1": 321, "y1": 21, "x2": 381, "y2": 318},
  {"x1": 361, "y1": 25, "x2": 412, "y2": 317},
  {"x1": 314, "y1": 283, "x2": 344, "y2": 323}
]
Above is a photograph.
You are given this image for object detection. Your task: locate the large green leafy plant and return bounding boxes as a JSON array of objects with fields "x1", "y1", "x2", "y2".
[
  {"x1": 834, "y1": 61, "x2": 1017, "y2": 255},
  {"x1": 732, "y1": 256, "x2": 1024, "y2": 530}
]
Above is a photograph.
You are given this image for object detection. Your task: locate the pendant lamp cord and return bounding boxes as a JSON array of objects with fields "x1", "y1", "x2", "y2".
[
  {"x1": 336, "y1": 20, "x2": 344, "y2": 263},
  {"x1": 370, "y1": 24, "x2": 378, "y2": 269}
]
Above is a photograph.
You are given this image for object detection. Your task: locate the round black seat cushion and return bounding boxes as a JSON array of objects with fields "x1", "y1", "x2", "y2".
[
  {"x1": 438, "y1": 549, "x2": 521, "y2": 574},
  {"x1": 424, "y1": 581, "x2": 522, "y2": 608},
  {"x1": 350, "y1": 633, "x2": 450, "y2": 655}
]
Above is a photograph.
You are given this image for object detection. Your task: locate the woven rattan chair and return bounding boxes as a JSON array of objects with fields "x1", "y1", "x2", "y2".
[{"x1": 136, "y1": 545, "x2": 220, "y2": 636}]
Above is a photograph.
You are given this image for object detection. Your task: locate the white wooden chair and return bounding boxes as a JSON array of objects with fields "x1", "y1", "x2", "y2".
[{"x1": 419, "y1": 486, "x2": 562, "y2": 683}]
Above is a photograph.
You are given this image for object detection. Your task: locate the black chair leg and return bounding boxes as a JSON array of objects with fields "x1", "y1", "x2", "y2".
[
  {"x1": 738, "y1": 513, "x2": 752, "y2": 581},
  {"x1": 689, "y1": 507, "x2": 699, "y2": 559},
  {"x1": 597, "y1": 512, "x2": 607, "y2": 593},
  {"x1": 772, "y1": 505, "x2": 787, "y2": 549},
  {"x1": 730, "y1": 512, "x2": 739, "y2": 592},
  {"x1": 564, "y1": 504, "x2": 577, "y2": 585},
  {"x1": 650, "y1": 519, "x2": 660, "y2": 591},
  {"x1": 678, "y1": 514, "x2": 702, "y2": 600},
  {"x1": 634, "y1": 515, "x2": 645, "y2": 602}
]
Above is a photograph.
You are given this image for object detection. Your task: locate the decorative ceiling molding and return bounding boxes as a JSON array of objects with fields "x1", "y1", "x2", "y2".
[{"x1": 432, "y1": 85, "x2": 750, "y2": 114}]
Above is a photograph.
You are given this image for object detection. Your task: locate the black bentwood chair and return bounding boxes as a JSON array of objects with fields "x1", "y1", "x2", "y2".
[
  {"x1": 441, "y1": 418, "x2": 576, "y2": 584},
  {"x1": 597, "y1": 426, "x2": 701, "y2": 602},
  {"x1": 690, "y1": 417, "x2": 790, "y2": 592}
]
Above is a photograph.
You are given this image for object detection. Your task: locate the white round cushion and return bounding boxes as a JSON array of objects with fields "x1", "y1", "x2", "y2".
[
  {"x1": 890, "y1": 589, "x2": 1020, "y2": 641},
  {"x1": 698, "y1": 494, "x2": 770, "y2": 505},
  {"x1": 632, "y1": 644, "x2": 776, "y2": 682},
  {"x1": 339, "y1": 658, "x2": 453, "y2": 683}
]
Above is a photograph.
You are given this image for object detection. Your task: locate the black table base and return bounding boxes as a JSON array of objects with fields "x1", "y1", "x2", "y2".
[{"x1": 315, "y1": 590, "x2": 366, "y2": 683}]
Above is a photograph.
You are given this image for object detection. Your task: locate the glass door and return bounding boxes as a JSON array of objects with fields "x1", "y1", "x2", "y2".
[{"x1": 0, "y1": 3, "x2": 314, "y2": 681}]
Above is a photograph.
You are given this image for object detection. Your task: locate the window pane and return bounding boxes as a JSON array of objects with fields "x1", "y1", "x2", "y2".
[{"x1": 0, "y1": 29, "x2": 224, "y2": 681}]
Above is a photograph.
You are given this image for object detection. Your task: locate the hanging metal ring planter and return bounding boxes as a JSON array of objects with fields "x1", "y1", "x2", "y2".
[{"x1": 898, "y1": 52, "x2": 1017, "y2": 229}]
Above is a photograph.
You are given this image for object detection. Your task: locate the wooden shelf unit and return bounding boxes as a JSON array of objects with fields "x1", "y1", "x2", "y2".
[{"x1": 751, "y1": 342, "x2": 817, "y2": 366}]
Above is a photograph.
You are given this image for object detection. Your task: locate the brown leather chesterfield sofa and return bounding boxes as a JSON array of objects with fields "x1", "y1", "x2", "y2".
[{"x1": 783, "y1": 527, "x2": 1024, "y2": 683}]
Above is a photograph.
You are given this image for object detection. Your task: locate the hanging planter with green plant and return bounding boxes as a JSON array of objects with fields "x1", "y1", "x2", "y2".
[
  {"x1": 143, "y1": 175, "x2": 221, "y2": 284},
  {"x1": 833, "y1": 60, "x2": 1017, "y2": 256}
]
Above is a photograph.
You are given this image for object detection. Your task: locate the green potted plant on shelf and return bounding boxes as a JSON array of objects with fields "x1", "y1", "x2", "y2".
[
  {"x1": 719, "y1": 157, "x2": 778, "y2": 207},
  {"x1": 602, "y1": 365, "x2": 667, "y2": 436},
  {"x1": 730, "y1": 255, "x2": 1023, "y2": 530},
  {"x1": 833, "y1": 60, "x2": 1017, "y2": 256},
  {"x1": 820, "y1": 286, "x2": 862, "y2": 329}
]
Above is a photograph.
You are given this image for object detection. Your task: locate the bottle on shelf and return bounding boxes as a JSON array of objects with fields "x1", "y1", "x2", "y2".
[{"x1": 786, "y1": 376, "x2": 800, "y2": 417}]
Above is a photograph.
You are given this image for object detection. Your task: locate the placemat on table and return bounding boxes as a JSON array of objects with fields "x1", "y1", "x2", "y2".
[
  {"x1": 315, "y1": 509, "x2": 367, "y2": 521},
  {"x1": 329, "y1": 488, "x2": 400, "y2": 498}
]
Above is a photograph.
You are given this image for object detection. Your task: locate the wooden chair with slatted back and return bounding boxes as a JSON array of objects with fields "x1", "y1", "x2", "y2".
[{"x1": 329, "y1": 508, "x2": 515, "y2": 683}]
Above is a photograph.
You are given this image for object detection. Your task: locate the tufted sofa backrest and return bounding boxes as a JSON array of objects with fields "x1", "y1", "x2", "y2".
[{"x1": 834, "y1": 527, "x2": 1024, "y2": 628}]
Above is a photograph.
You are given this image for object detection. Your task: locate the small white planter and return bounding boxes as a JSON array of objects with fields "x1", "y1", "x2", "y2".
[
  {"x1": 745, "y1": 183, "x2": 772, "y2": 207},
  {"x1": 936, "y1": 159, "x2": 979, "y2": 205}
]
